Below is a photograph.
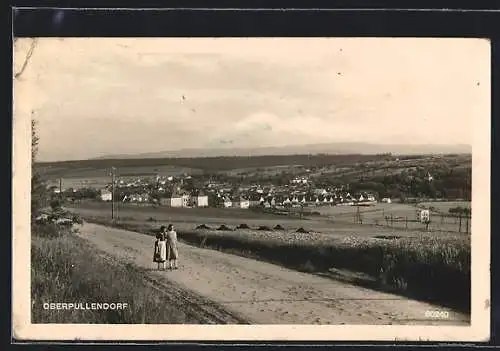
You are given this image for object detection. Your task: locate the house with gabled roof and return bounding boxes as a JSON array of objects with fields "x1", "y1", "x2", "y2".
[
  {"x1": 100, "y1": 189, "x2": 112, "y2": 202},
  {"x1": 223, "y1": 196, "x2": 233, "y2": 208},
  {"x1": 161, "y1": 191, "x2": 183, "y2": 207},
  {"x1": 283, "y1": 196, "x2": 292, "y2": 207},
  {"x1": 232, "y1": 195, "x2": 250, "y2": 209},
  {"x1": 273, "y1": 195, "x2": 284, "y2": 207},
  {"x1": 248, "y1": 193, "x2": 261, "y2": 208},
  {"x1": 192, "y1": 189, "x2": 209, "y2": 207}
]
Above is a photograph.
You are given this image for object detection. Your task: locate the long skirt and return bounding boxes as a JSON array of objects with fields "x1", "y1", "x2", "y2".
[
  {"x1": 167, "y1": 241, "x2": 179, "y2": 260},
  {"x1": 153, "y1": 240, "x2": 167, "y2": 263}
]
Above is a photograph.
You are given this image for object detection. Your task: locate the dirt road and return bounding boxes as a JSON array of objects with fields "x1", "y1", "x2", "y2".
[{"x1": 76, "y1": 222, "x2": 470, "y2": 325}]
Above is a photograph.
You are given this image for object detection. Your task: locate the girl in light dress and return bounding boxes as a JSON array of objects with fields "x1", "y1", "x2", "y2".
[
  {"x1": 166, "y1": 224, "x2": 179, "y2": 270},
  {"x1": 153, "y1": 226, "x2": 167, "y2": 270}
]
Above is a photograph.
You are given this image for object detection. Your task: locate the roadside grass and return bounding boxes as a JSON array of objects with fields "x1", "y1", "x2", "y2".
[
  {"x1": 86, "y1": 216, "x2": 470, "y2": 314},
  {"x1": 31, "y1": 222, "x2": 207, "y2": 323},
  {"x1": 180, "y1": 229, "x2": 471, "y2": 314}
]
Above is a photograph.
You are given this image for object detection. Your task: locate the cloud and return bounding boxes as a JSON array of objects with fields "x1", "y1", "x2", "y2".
[{"x1": 14, "y1": 38, "x2": 486, "y2": 161}]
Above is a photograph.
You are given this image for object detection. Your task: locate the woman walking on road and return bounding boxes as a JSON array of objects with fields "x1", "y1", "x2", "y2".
[
  {"x1": 153, "y1": 226, "x2": 167, "y2": 270},
  {"x1": 166, "y1": 224, "x2": 179, "y2": 270}
]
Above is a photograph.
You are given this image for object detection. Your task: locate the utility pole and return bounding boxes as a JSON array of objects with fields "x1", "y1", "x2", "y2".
[
  {"x1": 110, "y1": 167, "x2": 116, "y2": 221},
  {"x1": 458, "y1": 212, "x2": 462, "y2": 233}
]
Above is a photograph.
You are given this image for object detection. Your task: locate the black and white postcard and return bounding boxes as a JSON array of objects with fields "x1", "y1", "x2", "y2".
[{"x1": 12, "y1": 37, "x2": 491, "y2": 341}]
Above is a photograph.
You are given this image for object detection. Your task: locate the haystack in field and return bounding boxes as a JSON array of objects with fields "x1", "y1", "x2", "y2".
[
  {"x1": 373, "y1": 235, "x2": 401, "y2": 240},
  {"x1": 236, "y1": 223, "x2": 250, "y2": 229},
  {"x1": 217, "y1": 224, "x2": 232, "y2": 231},
  {"x1": 274, "y1": 224, "x2": 284, "y2": 230},
  {"x1": 196, "y1": 224, "x2": 211, "y2": 230},
  {"x1": 296, "y1": 227, "x2": 309, "y2": 234},
  {"x1": 258, "y1": 225, "x2": 271, "y2": 231}
]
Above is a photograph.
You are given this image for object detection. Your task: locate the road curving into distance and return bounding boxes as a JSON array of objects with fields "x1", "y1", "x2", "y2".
[{"x1": 76, "y1": 222, "x2": 470, "y2": 325}]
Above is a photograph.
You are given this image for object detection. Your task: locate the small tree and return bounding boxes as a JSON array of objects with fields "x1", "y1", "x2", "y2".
[
  {"x1": 50, "y1": 199, "x2": 63, "y2": 212},
  {"x1": 31, "y1": 119, "x2": 46, "y2": 219}
]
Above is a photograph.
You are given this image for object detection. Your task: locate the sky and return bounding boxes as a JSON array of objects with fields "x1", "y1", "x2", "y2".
[{"x1": 13, "y1": 38, "x2": 489, "y2": 162}]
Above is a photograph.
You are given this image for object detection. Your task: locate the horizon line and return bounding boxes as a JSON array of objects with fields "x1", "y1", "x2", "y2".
[{"x1": 36, "y1": 150, "x2": 472, "y2": 164}]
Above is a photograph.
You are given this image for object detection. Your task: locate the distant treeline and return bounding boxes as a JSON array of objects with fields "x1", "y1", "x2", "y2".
[
  {"x1": 36, "y1": 154, "x2": 395, "y2": 173},
  {"x1": 317, "y1": 166, "x2": 472, "y2": 201}
]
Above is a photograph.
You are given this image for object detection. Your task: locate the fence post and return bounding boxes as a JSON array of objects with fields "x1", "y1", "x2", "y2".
[
  {"x1": 458, "y1": 213, "x2": 462, "y2": 233},
  {"x1": 390, "y1": 214, "x2": 393, "y2": 227}
]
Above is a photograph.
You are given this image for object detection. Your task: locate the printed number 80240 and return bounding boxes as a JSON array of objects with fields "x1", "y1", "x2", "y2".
[{"x1": 425, "y1": 310, "x2": 450, "y2": 319}]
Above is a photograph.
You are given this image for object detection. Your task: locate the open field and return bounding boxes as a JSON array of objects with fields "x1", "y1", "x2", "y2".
[
  {"x1": 418, "y1": 201, "x2": 471, "y2": 213},
  {"x1": 316, "y1": 202, "x2": 471, "y2": 233},
  {"x1": 224, "y1": 165, "x2": 304, "y2": 177},
  {"x1": 36, "y1": 153, "x2": 471, "y2": 183},
  {"x1": 75, "y1": 222, "x2": 470, "y2": 324},
  {"x1": 72, "y1": 201, "x2": 471, "y2": 313},
  {"x1": 37, "y1": 164, "x2": 204, "y2": 181},
  {"x1": 35, "y1": 154, "x2": 395, "y2": 178},
  {"x1": 68, "y1": 201, "x2": 469, "y2": 238},
  {"x1": 31, "y1": 222, "x2": 244, "y2": 323},
  {"x1": 45, "y1": 177, "x2": 111, "y2": 190},
  {"x1": 69, "y1": 199, "x2": 472, "y2": 235}
]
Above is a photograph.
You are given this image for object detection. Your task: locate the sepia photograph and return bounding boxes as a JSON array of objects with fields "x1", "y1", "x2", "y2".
[{"x1": 12, "y1": 37, "x2": 490, "y2": 341}]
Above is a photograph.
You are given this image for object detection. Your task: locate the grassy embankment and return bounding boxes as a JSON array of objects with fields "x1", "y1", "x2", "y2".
[
  {"x1": 31, "y1": 222, "x2": 211, "y2": 323},
  {"x1": 87, "y1": 215, "x2": 471, "y2": 314}
]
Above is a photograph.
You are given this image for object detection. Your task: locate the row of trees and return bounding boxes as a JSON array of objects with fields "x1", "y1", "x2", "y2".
[
  {"x1": 58, "y1": 187, "x2": 100, "y2": 201},
  {"x1": 31, "y1": 120, "x2": 46, "y2": 219}
]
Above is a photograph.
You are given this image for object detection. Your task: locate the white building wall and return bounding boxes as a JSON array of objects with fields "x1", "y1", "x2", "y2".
[
  {"x1": 171, "y1": 197, "x2": 183, "y2": 207},
  {"x1": 101, "y1": 192, "x2": 112, "y2": 202},
  {"x1": 196, "y1": 196, "x2": 209, "y2": 207}
]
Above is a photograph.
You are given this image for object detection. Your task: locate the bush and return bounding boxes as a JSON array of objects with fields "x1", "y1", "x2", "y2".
[{"x1": 50, "y1": 199, "x2": 63, "y2": 212}]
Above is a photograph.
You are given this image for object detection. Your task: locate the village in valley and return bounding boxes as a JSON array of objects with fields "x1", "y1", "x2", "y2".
[
  {"x1": 49, "y1": 167, "x2": 438, "y2": 211},
  {"x1": 102, "y1": 173, "x2": 384, "y2": 209},
  {"x1": 25, "y1": 37, "x2": 480, "y2": 331},
  {"x1": 40, "y1": 146, "x2": 473, "y2": 216}
]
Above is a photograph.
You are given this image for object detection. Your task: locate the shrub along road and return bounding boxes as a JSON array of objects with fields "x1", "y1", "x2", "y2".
[{"x1": 76, "y1": 222, "x2": 469, "y2": 325}]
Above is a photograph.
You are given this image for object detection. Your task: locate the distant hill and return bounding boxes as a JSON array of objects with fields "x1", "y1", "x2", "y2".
[{"x1": 92, "y1": 142, "x2": 472, "y2": 160}]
